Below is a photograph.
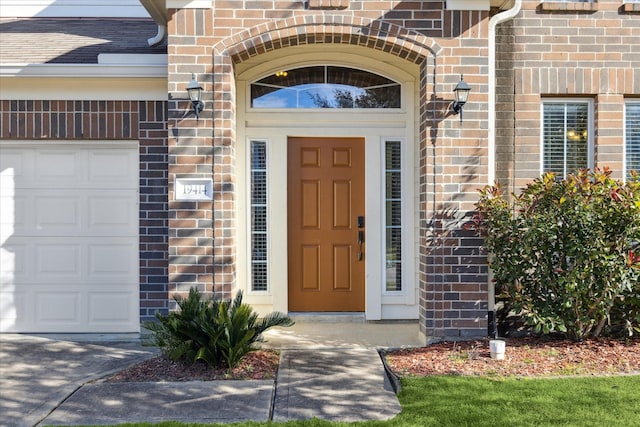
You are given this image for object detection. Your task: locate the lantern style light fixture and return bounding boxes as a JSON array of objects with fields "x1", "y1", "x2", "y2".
[
  {"x1": 186, "y1": 73, "x2": 204, "y2": 120},
  {"x1": 451, "y1": 74, "x2": 471, "y2": 123}
]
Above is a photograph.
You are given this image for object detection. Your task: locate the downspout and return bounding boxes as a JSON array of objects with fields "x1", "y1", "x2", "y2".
[
  {"x1": 148, "y1": 25, "x2": 167, "y2": 47},
  {"x1": 487, "y1": 0, "x2": 521, "y2": 338},
  {"x1": 138, "y1": 0, "x2": 168, "y2": 47}
]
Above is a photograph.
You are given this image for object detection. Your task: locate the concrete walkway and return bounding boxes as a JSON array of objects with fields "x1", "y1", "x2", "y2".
[
  {"x1": 273, "y1": 348, "x2": 401, "y2": 422},
  {"x1": 0, "y1": 321, "x2": 421, "y2": 426},
  {"x1": 0, "y1": 335, "x2": 157, "y2": 427}
]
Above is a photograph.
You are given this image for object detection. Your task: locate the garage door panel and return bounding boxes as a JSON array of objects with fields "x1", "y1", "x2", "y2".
[
  {"x1": 88, "y1": 241, "x2": 138, "y2": 280},
  {"x1": 0, "y1": 148, "x2": 31, "y2": 187},
  {"x1": 0, "y1": 289, "x2": 28, "y2": 326},
  {"x1": 36, "y1": 292, "x2": 81, "y2": 323},
  {"x1": 0, "y1": 193, "x2": 27, "y2": 237},
  {"x1": 36, "y1": 243, "x2": 82, "y2": 278},
  {"x1": 88, "y1": 192, "x2": 138, "y2": 235},
  {"x1": 0, "y1": 144, "x2": 139, "y2": 333},
  {"x1": 35, "y1": 150, "x2": 84, "y2": 183},
  {"x1": 89, "y1": 291, "x2": 137, "y2": 323},
  {"x1": 88, "y1": 150, "x2": 138, "y2": 186},
  {"x1": 0, "y1": 245, "x2": 26, "y2": 281},
  {"x1": 35, "y1": 196, "x2": 82, "y2": 233}
]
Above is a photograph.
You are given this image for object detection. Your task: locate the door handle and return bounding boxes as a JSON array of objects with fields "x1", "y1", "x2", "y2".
[{"x1": 358, "y1": 230, "x2": 364, "y2": 261}]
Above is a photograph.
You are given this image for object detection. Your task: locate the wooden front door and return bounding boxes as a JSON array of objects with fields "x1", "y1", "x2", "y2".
[{"x1": 287, "y1": 137, "x2": 365, "y2": 312}]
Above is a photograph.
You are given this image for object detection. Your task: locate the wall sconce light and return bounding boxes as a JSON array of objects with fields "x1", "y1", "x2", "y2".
[
  {"x1": 451, "y1": 74, "x2": 471, "y2": 123},
  {"x1": 186, "y1": 73, "x2": 204, "y2": 120}
]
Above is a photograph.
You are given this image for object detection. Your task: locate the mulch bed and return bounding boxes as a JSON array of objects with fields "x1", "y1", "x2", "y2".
[
  {"x1": 384, "y1": 337, "x2": 640, "y2": 378},
  {"x1": 105, "y1": 338, "x2": 640, "y2": 383},
  {"x1": 105, "y1": 349, "x2": 280, "y2": 382}
]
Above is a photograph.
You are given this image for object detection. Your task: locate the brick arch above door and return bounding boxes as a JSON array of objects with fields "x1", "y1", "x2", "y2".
[
  {"x1": 209, "y1": 14, "x2": 441, "y2": 152},
  {"x1": 213, "y1": 15, "x2": 442, "y2": 64}
]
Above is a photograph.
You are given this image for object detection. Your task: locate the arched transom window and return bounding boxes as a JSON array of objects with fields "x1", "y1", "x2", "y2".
[{"x1": 250, "y1": 66, "x2": 401, "y2": 109}]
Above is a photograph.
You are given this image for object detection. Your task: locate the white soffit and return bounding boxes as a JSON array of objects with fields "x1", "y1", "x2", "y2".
[
  {"x1": 446, "y1": 0, "x2": 490, "y2": 10},
  {"x1": 98, "y1": 54, "x2": 168, "y2": 65},
  {"x1": 0, "y1": 1, "x2": 150, "y2": 18},
  {"x1": 166, "y1": 0, "x2": 211, "y2": 8},
  {"x1": 0, "y1": 63, "x2": 166, "y2": 78}
]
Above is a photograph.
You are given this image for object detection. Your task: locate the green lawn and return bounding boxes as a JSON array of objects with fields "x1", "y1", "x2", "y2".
[{"x1": 97, "y1": 375, "x2": 640, "y2": 427}]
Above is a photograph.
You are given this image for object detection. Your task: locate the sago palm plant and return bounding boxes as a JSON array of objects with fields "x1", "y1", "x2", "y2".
[{"x1": 144, "y1": 288, "x2": 293, "y2": 370}]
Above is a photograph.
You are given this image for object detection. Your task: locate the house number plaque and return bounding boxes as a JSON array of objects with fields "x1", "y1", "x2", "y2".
[{"x1": 175, "y1": 178, "x2": 213, "y2": 201}]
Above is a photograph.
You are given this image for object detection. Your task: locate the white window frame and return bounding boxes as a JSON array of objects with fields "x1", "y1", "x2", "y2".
[{"x1": 540, "y1": 98, "x2": 594, "y2": 177}]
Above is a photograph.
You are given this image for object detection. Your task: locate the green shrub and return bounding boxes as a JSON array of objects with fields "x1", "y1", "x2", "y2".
[
  {"x1": 473, "y1": 168, "x2": 640, "y2": 340},
  {"x1": 144, "y1": 288, "x2": 294, "y2": 370}
]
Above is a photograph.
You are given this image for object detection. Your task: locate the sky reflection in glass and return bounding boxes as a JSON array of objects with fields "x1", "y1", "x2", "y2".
[{"x1": 250, "y1": 66, "x2": 401, "y2": 109}]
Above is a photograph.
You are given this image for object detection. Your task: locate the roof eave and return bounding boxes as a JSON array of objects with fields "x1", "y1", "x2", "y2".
[{"x1": 0, "y1": 63, "x2": 167, "y2": 78}]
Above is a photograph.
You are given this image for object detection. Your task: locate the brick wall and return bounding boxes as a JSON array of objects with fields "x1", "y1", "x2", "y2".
[
  {"x1": 495, "y1": 0, "x2": 640, "y2": 195},
  {"x1": 167, "y1": 0, "x2": 491, "y2": 339},
  {"x1": 0, "y1": 99, "x2": 169, "y2": 323}
]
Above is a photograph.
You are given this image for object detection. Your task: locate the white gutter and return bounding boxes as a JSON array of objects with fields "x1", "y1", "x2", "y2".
[
  {"x1": 0, "y1": 63, "x2": 167, "y2": 78},
  {"x1": 487, "y1": 0, "x2": 522, "y2": 333}
]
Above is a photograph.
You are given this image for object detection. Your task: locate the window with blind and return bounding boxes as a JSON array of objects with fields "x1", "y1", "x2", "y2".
[
  {"x1": 385, "y1": 140, "x2": 402, "y2": 292},
  {"x1": 542, "y1": 101, "x2": 593, "y2": 178},
  {"x1": 626, "y1": 102, "x2": 640, "y2": 180},
  {"x1": 250, "y1": 140, "x2": 268, "y2": 292}
]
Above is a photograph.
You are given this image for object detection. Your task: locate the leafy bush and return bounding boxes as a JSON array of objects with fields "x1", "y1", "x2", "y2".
[
  {"x1": 473, "y1": 168, "x2": 640, "y2": 340},
  {"x1": 144, "y1": 288, "x2": 294, "y2": 370}
]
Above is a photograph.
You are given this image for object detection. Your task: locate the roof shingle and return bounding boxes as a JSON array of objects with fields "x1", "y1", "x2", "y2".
[{"x1": 0, "y1": 18, "x2": 166, "y2": 64}]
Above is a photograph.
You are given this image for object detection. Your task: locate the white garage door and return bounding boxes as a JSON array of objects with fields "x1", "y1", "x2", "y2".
[{"x1": 0, "y1": 143, "x2": 139, "y2": 333}]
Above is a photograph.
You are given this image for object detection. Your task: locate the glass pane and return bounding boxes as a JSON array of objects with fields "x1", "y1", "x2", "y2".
[
  {"x1": 386, "y1": 200, "x2": 402, "y2": 227},
  {"x1": 252, "y1": 233, "x2": 267, "y2": 261},
  {"x1": 385, "y1": 172, "x2": 402, "y2": 199},
  {"x1": 252, "y1": 263, "x2": 268, "y2": 292},
  {"x1": 386, "y1": 228, "x2": 403, "y2": 262},
  {"x1": 251, "y1": 66, "x2": 401, "y2": 109},
  {"x1": 385, "y1": 141, "x2": 402, "y2": 169},
  {"x1": 385, "y1": 226, "x2": 402, "y2": 292},
  {"x1": 252, "y1": 205, "x2": 267, "y2": 230},
  {"x1": 386, "y1": 262, "x2": 402, "y2": 292},
  {"x1": 626, "y1": 103, "x2": 640, "y2": 179},
  {"x1": 251, "y1": 171, "x2": 266, "y2": 204}
]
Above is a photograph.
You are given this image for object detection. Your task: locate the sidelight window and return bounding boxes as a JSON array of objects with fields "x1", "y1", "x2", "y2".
[
  {"x1": 385, "y1": 140, "x2": 402, "y2": 292},
  {"x1": 250, "y1": 140, "x2": 268, "y2": 292}
]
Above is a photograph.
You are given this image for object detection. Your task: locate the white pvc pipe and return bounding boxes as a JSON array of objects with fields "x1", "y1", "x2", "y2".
[
  {"x1": 487, "y1": 0, "x2": 522, "y2": 318},
  {"x1": 488, "y1": 0, "x2": 522, "y2": 186}
]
